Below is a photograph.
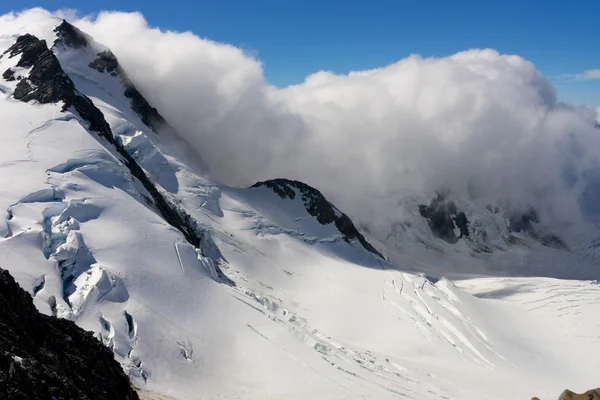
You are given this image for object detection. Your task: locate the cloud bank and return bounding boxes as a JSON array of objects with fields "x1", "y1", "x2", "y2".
[{"x1": 3, "y1": 8, "x2": 600, "y2": 239}]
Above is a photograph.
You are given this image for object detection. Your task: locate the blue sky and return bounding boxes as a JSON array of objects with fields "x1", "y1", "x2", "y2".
[{"x1": 2, "y1": 0, "x2": 599, "y2": 105}]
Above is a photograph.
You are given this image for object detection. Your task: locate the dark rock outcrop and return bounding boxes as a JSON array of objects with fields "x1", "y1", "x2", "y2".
[
  {"x1": 53, "y1": 19, "x2": 90, "y2": 49},
  {"x1": 3, "y1": 35, "x2": 118, "y2": 136},
  {"x1": 557, "y1": 388, "x2": 600, "y2": 400},
  {"x1": 4, "y1": 33, "x2": 233, "y2": 284},
  {"x1": 2, "y1": 33, "x2": 47, "y2": 63},
  {"x1": 88, "y1": 49, "x2": 166, "y2": 131},
  {"x1": 252, "y1": 179, "x2": 384, "y2": 258},
  {"x1": 88, "y1": 49, "x2": 166, "y2": 132},
  {"x1": 0, "y1": 268, "x2": 139, "y2": 400},
  {"x1": 419, "y1": 193, "x2": 469, "y2": 244},
  {"x1": 122, "y1": 81, "x2": 166, "y2": 133},
  {"x1": 12, "y1": 45, "x2": 76, "y2": 104},
  {"x1": 532, "y1": 388, "x2": 600, "y2": 400},
  {"x1": 2, "y1": 68, "x2": 15, "y2": 81},
  {"x1": 88, "y1": 50, "x2": 119, "y2": 74}
]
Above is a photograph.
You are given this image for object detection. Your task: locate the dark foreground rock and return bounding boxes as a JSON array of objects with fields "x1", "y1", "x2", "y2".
[
  {"x1": 252, "y1": 179, "x2": 384, "y2": 258},
  {"x1": 0, "y1": 268, "x2": 139, "y2": 400}
]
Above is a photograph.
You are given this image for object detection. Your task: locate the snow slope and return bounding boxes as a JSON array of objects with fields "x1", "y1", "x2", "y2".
[{"x1": 0, "y1": 16, "x2": 599, "y2": 400}]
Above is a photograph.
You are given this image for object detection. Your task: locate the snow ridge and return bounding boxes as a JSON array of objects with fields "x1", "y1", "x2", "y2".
[{"x1": 4, "y1": 27, "x2": 231, "y2": 286}]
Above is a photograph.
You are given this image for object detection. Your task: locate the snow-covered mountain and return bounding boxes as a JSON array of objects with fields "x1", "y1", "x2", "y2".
[
  {"x1": 362, "y1": 190, "x2": 600, "y2": 281},
  {"x1": 0, "y1": 16, "x2": 599, "y2": 400}
]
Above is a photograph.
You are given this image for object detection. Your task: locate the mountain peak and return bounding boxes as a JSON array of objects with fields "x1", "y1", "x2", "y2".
[
  {"x1": 53, "y1": 19, "x2": 90, "y2": 49},
  {"x1": 252, "y1": 178, "x2": 384, "y2": 258},
  {"x1": 54, "y1": 19, "x2": 168, "y2": 133},
  {"x1": 2, "y1": 30, "x2": 230, "y2": 284}
]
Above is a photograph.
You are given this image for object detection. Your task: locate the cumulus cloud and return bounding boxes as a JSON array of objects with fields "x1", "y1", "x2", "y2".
[{"x1": 3, "y1": 8, "x2": 600, "y2": 240}]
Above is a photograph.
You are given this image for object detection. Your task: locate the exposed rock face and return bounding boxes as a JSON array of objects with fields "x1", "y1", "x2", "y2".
[
  {"x1": 3, "y1": 34, "x2": 74, "y2": 104},
  {"x1": 88, "y1": 48, "x2": 166, "y2": 131},
  {"x1": 419, "y1": 193, "x2": 469, "y2": 244},
  {"x1": 84, "y1": 39, "x2": 166, "y2": 133},
  {"x1": 2, "y1": 67, "x2": 15, "y2": 81},
  {"x1": 252, "y1": 179, "x2": 384, "y2": 258},
  {"x1": 54, "y1": 20, "x2": 90, "y2": 49},
  {"x1": 557, "y1": 388, "x2": 600, "y2": 400},
  {"x1": 3, "y1": 34, "x2": 102, "y2": 125},
  {"x1": 3, "y1": 33, "x2": 234, "y2": 284},
  {"x1": 0, "y1": 268, "x2": 139, "y2": 400},
  {"x1": 122, "y1": 81, "x2": 167, "y2": 132},
  {"x1": 532, "y1": 388, "x2": 600, "y2": 400},
  {"x1": 419, "y1": 194, "x2": 567, "y2": 250},
  {"x1": 3, "y1": 33, "x2": 47, "y2": 61},
  {"x1": 88, "y1": 50, "x2": 119, "y2": 74}
]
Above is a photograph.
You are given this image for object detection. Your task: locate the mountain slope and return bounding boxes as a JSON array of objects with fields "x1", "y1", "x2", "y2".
[{"x1": 0, "y1": 16, "x2": 599, "y2": 400}]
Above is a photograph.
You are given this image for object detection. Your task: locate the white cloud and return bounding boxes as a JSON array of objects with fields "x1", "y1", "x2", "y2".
[
  {"x1": 560, "y1": 69, "x2": 600, "y2": 81},
  {"x1": 3, "y1": 8, "x2": 600, "y2": 237}
]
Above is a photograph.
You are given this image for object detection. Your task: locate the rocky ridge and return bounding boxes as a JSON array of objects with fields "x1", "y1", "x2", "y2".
[{"x1": 252, "y1": 178, "x2": 384, "y2": 258}]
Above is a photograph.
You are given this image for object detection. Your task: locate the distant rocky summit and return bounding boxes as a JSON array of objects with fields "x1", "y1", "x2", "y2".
[
  {"x1": 0, "y1": 268, "x2": 139, "y2": 400},
  {"x1": 252, "y1": 178, "x2": 384, "y2": 258},
  {"x1": 418, "y1": 193, "x2": 469, "y2": 244}
]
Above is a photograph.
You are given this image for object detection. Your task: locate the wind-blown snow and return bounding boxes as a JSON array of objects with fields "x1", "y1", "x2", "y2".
[{"x1": 0, "y1": 9, "x2": 600, "y2": 400}]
